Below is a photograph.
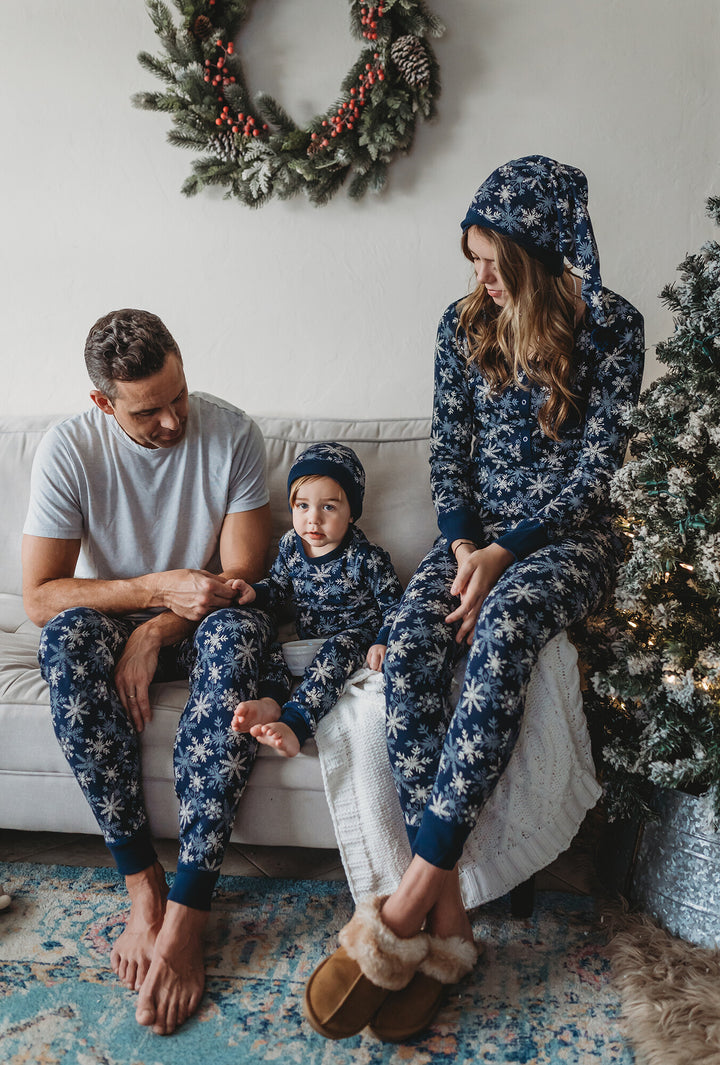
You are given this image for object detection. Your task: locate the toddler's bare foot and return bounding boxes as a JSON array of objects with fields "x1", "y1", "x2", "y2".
[
  {"x1": 135, "y1": 901, "x2": 207, "y2": 1035},
  {"x1": 250, "y1": 721, "x2": 300, "y2": 757},
  {"x1": 231, "y1": 697, "x2": 281, "y2": 733},
  {"x1": 111, "y1": 861, "x2": 168, "y2": 991}
]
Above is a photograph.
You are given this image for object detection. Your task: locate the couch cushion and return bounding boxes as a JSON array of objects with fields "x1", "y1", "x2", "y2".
[{"x1": 0, "y1": 415, "x2": 68, "y2": 597}]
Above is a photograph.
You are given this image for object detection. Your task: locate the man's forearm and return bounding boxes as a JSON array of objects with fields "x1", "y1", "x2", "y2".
[
  {"x1": 24, "y1": 574, "x2": 158, "y2": 628},
  {"x1": 133, "y1": 608, "x2": 197, "y2": 649}
]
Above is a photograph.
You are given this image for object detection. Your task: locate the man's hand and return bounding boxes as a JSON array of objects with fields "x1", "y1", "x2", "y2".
[
  {"x1": 114, "y1": 625, "x2": 163, "y2": 732},
  {"x1": 445, "y1": 542, "x2": 514, "y2": 644},
  {"x1": 155, "y1": 569, "x2": 239, "y2": 620}
]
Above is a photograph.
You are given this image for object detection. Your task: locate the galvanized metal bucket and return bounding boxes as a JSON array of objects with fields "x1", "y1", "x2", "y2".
[{"x1": 628, "y1": 785, "x2": 720, "y2": 949}]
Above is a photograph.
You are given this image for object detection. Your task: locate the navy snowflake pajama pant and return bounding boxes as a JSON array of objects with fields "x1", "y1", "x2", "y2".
[
  {"x1": 383, "y1": 529, "x2": 622, "y2": 870},
  {"x1": 38, "y1": 605, "x2": 286, "y2": 910},
  {"x1": 280, "y1": 628, "x2": 375, "y2": 745}
]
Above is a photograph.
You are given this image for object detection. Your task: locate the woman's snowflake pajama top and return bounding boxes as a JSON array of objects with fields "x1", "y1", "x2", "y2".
[{"x1": 384, "y1": 293, "x2": 645, "y2": 869}]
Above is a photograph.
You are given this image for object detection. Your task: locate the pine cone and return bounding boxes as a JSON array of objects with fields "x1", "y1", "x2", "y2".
[
  {"x1": 390, "y1": 35, "x2": 431, "y2": 88},
  {"x1": 193, "y1": 15, "x2": 214, "y2": 40},
  {"x1": 212, "y1": 129, "x2": 240, "y2": 162}
]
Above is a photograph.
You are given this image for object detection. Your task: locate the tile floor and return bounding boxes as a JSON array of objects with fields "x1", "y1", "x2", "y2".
[{"x1": 0, "y1": 812, "x2": 602, "y2": 896}]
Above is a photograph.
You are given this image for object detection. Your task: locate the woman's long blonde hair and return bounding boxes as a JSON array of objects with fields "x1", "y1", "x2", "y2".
[{"x1": 458, "y1": 226, "x2": 583, "y2": 440}]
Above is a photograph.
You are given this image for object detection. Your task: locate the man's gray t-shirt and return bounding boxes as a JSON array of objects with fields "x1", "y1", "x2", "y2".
[{"x1": 23, "y1": 392, "x2": 269, "y2": 580}]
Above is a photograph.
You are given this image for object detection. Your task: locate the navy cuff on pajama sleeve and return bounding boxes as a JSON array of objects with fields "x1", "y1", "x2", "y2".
[
  {"x1": 437, "y1": 508, "x2": 483, "y2": 550},
  {"x1": 107, "y1": 823, "x2": 158, "y2": 876},
  {"x1": 496, "y1": 518, "x2": 549, "y2": 561},
  {"x1": 251, "y1": 585, "x2": 273, "y2": 611}
]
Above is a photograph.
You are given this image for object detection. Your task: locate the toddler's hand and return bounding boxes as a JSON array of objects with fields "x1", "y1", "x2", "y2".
[
  {"x1": 366, "y1": 644, "x2": 386, "y2": 671},
  {"x1": 227, "y1": 578, "x2": 256, "y2": 605}
]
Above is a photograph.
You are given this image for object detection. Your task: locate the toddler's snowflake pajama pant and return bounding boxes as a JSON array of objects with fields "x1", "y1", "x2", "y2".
[
  {"x1": 280, "y1": 627, "x2": 375, "y2": 744},
  {"x1": 39, "y1": 605, "x2": 284, "y2": 909},
  {"x1": 383, "y1": 530, "x2": 621, "y2": 869}
]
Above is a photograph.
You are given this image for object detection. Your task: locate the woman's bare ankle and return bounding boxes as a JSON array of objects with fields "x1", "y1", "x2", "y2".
[{"x1": 380, "y1": 856, "x2": 451, "y2": 938}]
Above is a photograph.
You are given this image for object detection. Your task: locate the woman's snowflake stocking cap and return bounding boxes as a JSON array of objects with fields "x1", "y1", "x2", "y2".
[
  {"x1": 288, "y1": 442, "x2": 366, "y2": 520},
  {"x1": 461, "y1": 155, "x2": 606, "y2": 324}
]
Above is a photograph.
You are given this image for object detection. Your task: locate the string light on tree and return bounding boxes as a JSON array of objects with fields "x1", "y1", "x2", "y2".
[{"x1": 584, "y1": 197, "x2": 720, "y2": 820}]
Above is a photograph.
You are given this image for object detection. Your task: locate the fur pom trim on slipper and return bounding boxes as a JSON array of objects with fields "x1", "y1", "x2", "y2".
[
  {"x1": 339, "y1": 895, "x2": 430, "y2": 991},
  {"x1": 418, "y1": 933, "x2": 480, "y2": 984}
]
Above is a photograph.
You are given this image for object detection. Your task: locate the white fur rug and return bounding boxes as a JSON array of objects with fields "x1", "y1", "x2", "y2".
[{"x1": 609, "y1": 910, "x2": 720, "y2": 1064}]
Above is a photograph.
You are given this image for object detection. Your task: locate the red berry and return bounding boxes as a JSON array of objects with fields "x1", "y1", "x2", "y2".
[{"x1": 215, "y1": 118, "x2": 222, "y2": 126}]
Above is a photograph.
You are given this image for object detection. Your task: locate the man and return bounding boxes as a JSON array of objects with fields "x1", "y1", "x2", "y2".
[{"x1": 22, "y1": 308, "x2": 287, "y2": 1035}]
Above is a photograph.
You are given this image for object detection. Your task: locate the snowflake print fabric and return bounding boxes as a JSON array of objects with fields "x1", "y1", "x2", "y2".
[
  {"x1": 384, "y1": 274, "x2": 644, "y2": 870},
  {"x1": 252, "y1": 524, "x2": 403, "y2": 743},
  {"x1": 39, "y1": 604, "x2": 285, "y2": 910},
  {"x1": 430, "y1": 293, "x2": 645, "y2": 559}
]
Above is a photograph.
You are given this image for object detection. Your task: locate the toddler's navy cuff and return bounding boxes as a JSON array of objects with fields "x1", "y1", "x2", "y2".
[{"x1": 279, "y1": 706, "x2": 313, "y2": 746}]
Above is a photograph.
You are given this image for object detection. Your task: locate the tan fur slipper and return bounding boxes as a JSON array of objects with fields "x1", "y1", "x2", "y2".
[
  {"x1": 368, "y1": 932, "x2": 480, "y2": 1043},
  {"x1": 303, "y1": 895, "x2": 430, "y2": 1040}
]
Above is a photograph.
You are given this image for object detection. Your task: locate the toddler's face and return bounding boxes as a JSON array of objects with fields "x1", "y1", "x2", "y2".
[{"x1": 291, "y1": 476, "x2": 352, "y2": 557}]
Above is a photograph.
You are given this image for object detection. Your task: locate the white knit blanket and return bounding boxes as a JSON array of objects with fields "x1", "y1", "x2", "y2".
[{"x1": 314, "y1": 631, "x2": 601, "y2": 909}]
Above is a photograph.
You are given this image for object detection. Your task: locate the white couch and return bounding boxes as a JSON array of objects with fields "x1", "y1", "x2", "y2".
[{"x1": 0, "y1": 413, "x2": 437, "y2": 849}]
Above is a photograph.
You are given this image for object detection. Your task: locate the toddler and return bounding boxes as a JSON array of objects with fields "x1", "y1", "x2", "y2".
[{"x1": 231, "y1": 442, "x2": 402, "y2": 756}]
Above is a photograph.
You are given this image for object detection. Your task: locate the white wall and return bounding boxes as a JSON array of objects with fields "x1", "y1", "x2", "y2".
[{"x1": 2, "y1": 0, "x2": 719, "y2": 419}]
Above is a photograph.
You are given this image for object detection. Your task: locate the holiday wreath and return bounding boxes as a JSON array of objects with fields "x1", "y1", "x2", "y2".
[{"x1": 133, "y1": 0, "x2": 444, "y2": 206}]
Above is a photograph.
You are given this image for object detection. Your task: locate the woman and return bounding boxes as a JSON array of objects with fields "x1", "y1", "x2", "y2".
[{"x1": 303, "y1": 155, "x2": 645, "y2": 1042}]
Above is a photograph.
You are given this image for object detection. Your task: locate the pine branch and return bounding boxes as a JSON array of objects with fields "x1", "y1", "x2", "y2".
[
  {"x1": 255, "y1": 93, "x2": 298, "y2": 134},
  {"x1": 137, "y1": 50, "x2": 178, "y2": 86}
]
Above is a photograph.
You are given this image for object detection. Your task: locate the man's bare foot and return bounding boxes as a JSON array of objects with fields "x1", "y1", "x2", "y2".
[
  {"x1": 231, "y1": 697, "x2": 281, "y2": 733},
  {"x1": 135, "y1": 901, "x2": 208, "y2": 1035},
  {"x1": 250, "y1": 720, "x2": 300, "y2": 757},
  {"x1": 111, "y1": 861, "x2": 168, "y2": 991}
]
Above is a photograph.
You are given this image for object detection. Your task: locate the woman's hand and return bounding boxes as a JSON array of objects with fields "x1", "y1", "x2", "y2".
[{"x1": 445, "y1": 542, "x2": 514, "y2": 644}]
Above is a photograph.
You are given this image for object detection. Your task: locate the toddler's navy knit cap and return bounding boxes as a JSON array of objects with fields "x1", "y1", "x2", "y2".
[{"x1": 288, "y1": 442, "x2": 366, "y2": 520}]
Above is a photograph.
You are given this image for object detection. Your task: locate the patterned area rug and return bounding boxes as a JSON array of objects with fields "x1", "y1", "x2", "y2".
[{"x1": 0, "y1": 862, "x2": 633, "y2": 1064}]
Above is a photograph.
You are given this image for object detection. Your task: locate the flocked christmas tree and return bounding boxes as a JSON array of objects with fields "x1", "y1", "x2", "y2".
[{"x1": 588, "y1": 197, "x2": 720, "y2": 820}]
